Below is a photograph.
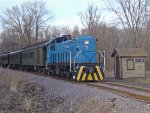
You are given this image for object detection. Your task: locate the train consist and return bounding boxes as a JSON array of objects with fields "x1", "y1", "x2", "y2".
[{"x1": 0, "y1": 35, "x2": 105, "y2": 81}]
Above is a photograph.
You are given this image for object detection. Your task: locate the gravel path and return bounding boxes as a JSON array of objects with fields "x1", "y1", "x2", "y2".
[
  {"x1": 108, "y1": 78, "x2": 150, "y2": 89},
  {"x1": 1, "y1": 68, "x2": 150, "y2": 113}
]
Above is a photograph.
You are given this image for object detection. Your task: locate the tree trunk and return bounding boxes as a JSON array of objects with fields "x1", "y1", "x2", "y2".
[{"x1": 35, "y1": 23, "x2": 39, "y2": 43}]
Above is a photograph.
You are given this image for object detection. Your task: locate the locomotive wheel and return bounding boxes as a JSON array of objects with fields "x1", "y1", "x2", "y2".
[
  {"x1": 66, "y1": 72, "x2": 70, "y2": 79},
  {"x1": 51, "y1": 70, "x2": 56, "y2": 76},
  {"x1": 67, "y1": 72, "x2": 73, "y2": 79},
  {"x1": 46, "y1": 70, "x2": 50, "y2": 76}
]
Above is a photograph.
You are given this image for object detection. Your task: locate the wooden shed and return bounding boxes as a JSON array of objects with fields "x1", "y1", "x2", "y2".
[{"x1": 111, "y1": 48, "x2": 148, "y2": 79}]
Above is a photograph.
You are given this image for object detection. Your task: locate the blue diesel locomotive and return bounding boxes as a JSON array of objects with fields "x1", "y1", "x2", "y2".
[{"x1": 45, "y1": 35, "x2": 105, "y2": 81}]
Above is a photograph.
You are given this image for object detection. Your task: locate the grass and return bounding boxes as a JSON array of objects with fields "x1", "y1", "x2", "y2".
[
  {"x1": 65, "y1": 95, "x2": 115, "y2": 113},
  {"x1": 0, "y1": 68, "x2": 64, "y2": 113}
]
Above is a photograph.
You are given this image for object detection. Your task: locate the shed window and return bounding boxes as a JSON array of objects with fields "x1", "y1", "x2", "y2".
[{"x1": 127, "y1": 59, "x2": 135, "y2": 70}]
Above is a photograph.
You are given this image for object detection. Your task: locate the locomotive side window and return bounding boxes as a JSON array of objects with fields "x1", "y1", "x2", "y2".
[
  {"x1": 56, "y1": 37, "x2": 63, "y2": 43},
  {"x1": 64, "y1": 37, "x2": 67, "y2": 41},
  {"x1": 64, "y1": 36, "x2": 71, "y2": 41},
  {"x1": 50, "y1": 40, "x2": 55, "y2": 50}
]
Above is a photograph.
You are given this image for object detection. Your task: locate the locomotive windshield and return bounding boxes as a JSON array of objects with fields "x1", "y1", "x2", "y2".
[
  {"x1": 62, "y1": 35, "x2": 71, "y2": 41},
  {"x1": 54, "y1": 35, "x2": 72, "y2": 44}
]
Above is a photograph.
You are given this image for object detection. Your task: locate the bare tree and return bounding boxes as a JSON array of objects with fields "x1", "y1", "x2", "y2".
[
  {"x1": 47, "y1": 26, "x2": 61, "y2": 38},
  {"x1": 21, "y1": 3, "x2": 35, "y2": 45},
  {"x1": 25, "y1": 1, "x2": 53, "y2": 42},
  {"x1": 43, "y1": 25, "x2": 52, "y2": 39},
  {"x1": 104, "y1": 0, "x2": 150, "y2": 47},
  {"x1": 1, "y1": 6, "x2": 25, "y2": 47},
  {"x1": 44, "y1": 26, "x2": 72, "y2": 39},
  {"x1": 0, "y1": 30, "x2": 20, "y2": 52},
  {"x1": 1, "y1": 1, "x2": 53, "y2": 47},
  {"x1": 79, "y1": 4, "x2": 101, "y2": 35},
  {"x1": 61, "y1": 26, "x2": 71, "y2": 35},
  {"x1": 71, "y1": 25, "x2": 80, "y2": 38}
]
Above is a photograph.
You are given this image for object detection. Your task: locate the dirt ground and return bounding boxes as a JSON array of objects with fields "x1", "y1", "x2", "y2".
[
  {"x1": 127, "y1": 71, "x2": 150, "y2": 84},
  {"x1": 0, "y1": 68, "x2": 150, "y2": 113},
  {"x1": 0, "y1": 68, "x2": 64, "y2": 113},
  {"x1": 108, "y1": 72, "x2": 150, "y2": 89}
]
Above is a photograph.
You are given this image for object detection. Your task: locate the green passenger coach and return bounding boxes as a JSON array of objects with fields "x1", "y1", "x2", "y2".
[{"x1": 21, "y1": 41, "x2": 47, "y2": 71}]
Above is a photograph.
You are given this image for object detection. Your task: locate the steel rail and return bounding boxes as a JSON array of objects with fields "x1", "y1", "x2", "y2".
[{"x1": 86, "y1": 82, "x2": 150, "y2": 103}]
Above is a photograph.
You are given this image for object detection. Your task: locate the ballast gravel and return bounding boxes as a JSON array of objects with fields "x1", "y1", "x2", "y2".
[{"x1": 1, "y1": 68, "x2": 150, "y2": 113}]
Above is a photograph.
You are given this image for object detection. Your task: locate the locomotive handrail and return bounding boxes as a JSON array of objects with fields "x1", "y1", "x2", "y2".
[
  {"x1": 97, "y1": 51, "x2": 106, "y2": 71},
  {"x1": 74, "y1": 51, "x2": 82, "y2": 71},
  {"x1": 46, "y1": 61, "x2": 48, "y2": 69},
  {"x1": 68, "y1": 51, "x2": 72, "y2": 72}
]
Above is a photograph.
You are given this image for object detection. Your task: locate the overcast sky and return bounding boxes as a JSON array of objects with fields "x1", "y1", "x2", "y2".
[{"x1": 0, "y1": 0, "x2": 114, "y2": 29}]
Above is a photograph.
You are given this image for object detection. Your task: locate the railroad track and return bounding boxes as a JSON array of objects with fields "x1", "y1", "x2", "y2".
[
  {"x1": 26, "y1": 71, "x2": 150, "y2": 103},
  {"x1": 6, "y1": 68, "x2": 150, "y2": 103},
  {"x1": 84, "y1": 82, "x2": 150, "y2": 103}
]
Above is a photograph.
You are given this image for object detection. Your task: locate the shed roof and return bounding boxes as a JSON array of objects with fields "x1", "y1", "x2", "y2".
[{"x1": 111, "y1": 48, "x2": 148, "y2": 57}]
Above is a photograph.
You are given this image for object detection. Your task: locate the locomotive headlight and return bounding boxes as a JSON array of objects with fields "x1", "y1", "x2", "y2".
[{"x1": 84, "y1": 40, "x2": 89, "y2": 44}]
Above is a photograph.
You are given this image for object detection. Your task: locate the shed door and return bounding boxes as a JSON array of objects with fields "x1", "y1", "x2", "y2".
[
  {"x1": 37, "y1": 49, "x2": 40, "y2": 64},
  {"x1": 116, "y1": 57, "x2": 120, "y2": 79}
]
